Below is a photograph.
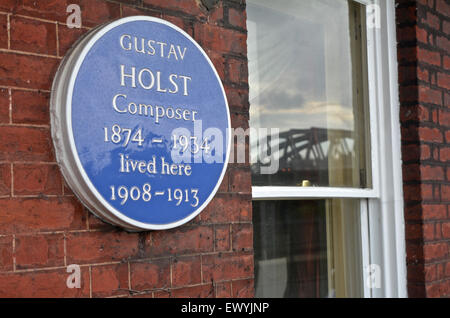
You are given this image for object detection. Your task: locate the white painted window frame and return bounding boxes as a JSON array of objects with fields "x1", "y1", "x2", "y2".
[{"x1": 251, "y1": 0, "x2": 407, "y2": 298}]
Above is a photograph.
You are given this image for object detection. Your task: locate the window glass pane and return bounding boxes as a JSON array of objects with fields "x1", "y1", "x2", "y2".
[
  {"x1": 248, "y1": 0, "x2": 372, "y2": 188},
  {"x1": 253, "y1": 199, "x2": 364, "y2": 298}
]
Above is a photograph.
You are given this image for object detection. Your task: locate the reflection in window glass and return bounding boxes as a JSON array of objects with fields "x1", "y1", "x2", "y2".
[
  {"x1": 248, "y1": 0, "x2": 372, "y2": 188},
  {"x1": 253, "y1": 199, "x2": 364, "y2": 298}
]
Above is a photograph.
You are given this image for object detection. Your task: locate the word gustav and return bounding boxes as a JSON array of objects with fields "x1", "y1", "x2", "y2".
[{"x1": 120, "y1": 34, "x2": 187, "y2": 60}]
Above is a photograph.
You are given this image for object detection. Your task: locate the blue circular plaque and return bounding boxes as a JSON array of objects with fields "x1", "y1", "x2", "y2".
[{"x1": 51, "y1": 16, "x2": 231, "y2": 231}]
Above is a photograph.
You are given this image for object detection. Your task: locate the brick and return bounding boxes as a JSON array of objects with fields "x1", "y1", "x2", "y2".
[
  {"x1": 419, "y1": 126, "x2": 443, "y2": 143},
  {"x1": 227, "y1": 57, "x2": 248, "y2": 85},
  {"x1": 91, "y1": 263, "x2": 129, "y2": 297},
  {"x1": 202, "y1": 252, "x2": 253, "y2": 282},
  {"x1": 218, "y1": 169, "x2": 229, "y2": 192},
  {"x1": 435, "y1": 222, "x2": 442, "y2": 240},
  {"x1": 446, "y1": 262, "x2": 450, "y2": 277},
  {"x1": 403, "y1": 184, "x2": 423, "y2": 201},
  {"x1": 0, "y1": 236, "x2": 13, "y2": 271},
  {"x1": 143, "y1": 0, "x2": 206, "y2": 17},
  {"x1": 0, "y1": 126, "x2": 54, "y2": 162},
  {"x1": 437, "y1": 72, "x2": 450, "y2": 91},
  {"x1": 404, "y1": 204, "x2": 423, "y2": 221},
  {"x1": 0, "y1": 51, "x2": 59, "y2": 90},
  {"x1": 423, "y1": 222, "x2": 435, "y2": 240},
  {"x1": 229, "y1": 167, "x2": 251, "y2": 193},
  {"x1": 418, "y1": 67, "x2": 429, "y2": 81},
  {"x1": 66, "y1": 231, "x2": 139, "y2": 264},
  {"x1": 399, "y1": 85, "x2": 419, "y2": 103},
  {"x1": 145, "y1": 225, "x2": 213, "y2": 257},
  {"x1": 419, "y1": 86, "x2": 443, "y2": 105},
  {"x1": 426, "y1": 280, "x2": 450, "y2": 298},
  {"x1": 87, "y1": 210, "x2": 116, "y2": 231},
  {"x1": 232, "y1": 278, "x2": 254, "y2": 297},
  {"x1": 402, "y1": 144, "x2": 430, "y2": 161},
  {"x1": 131, "y1": 292, "x2": 153, "y2": 298},
  {"x1": 13, "y1": 164, "x2": 62, "y2": 195},
  {"x1": 157, "y1": 284, "x2": 215, "y2": 298},
  {"x1": 442, "y1": 184, "x2": 450, "y2": 201},
  {"x1": 172, "y1": 256, "x2": 201, "y2": 287},
  {"x1": 10, "y1": 16, "x2": 57, "y2": 55},
  {"x1": 205, "y1": 49, "x2": 225, "y2": 81},
  {"x1": 437, "y1": 262, "x2": 444, "y2": 279},
  {"x1": 0, "y1": 269, "x2": 89, "y2": 297},
  {"x1": 231, "y1": 111, "x2": 249, "y2": 130},
  {"x1": 57, "y1": 24, "x2": 88, "y2": 57},
  {"x1": 79, "y1": 0, "x2": 121, "y2": 26},
  {"x1": 228, "y1": 7, "x2": 246, "y2": 29},
  {"x1": 407, "y1": 263, "x2": 425, "y2": 283},
  {"x1": 11, "y1": 90, "x2": 49, "y2": 125},
  {"x1": 122, "y1": 5, "x2": 162, "y2": 19},
  {"x1": 0, "y1": 163, "x2": 11, "y2": 196},
  {"x1": 408, "y1": 283, "x2": 426, "y2": 298},
  {"x1": 423, "y1": 204, "x2": 447, "y2": 220},
  {"x1": 420, "y1": 165, "x2": 444, "y2": 181},
  {"x1": 440, "y1": 147, "x2": 450, "y2": 163},
  {"x1": 397, "y1": 46, "x2": 418, "y2": 64},
  {"x1": 406, "y1": 223, "x2": 423, "y2": 240},
  {"x1": 195, "y1": 23, "x2": 246, "y2": 55},
  {"x1": 418, "y1": 47, "x2": 441, "y2": 66},
  {"x1": 399, "y1": 65, "x2": 419, "y2": 83},
  {"x1": 423, "y1": 242, "x2": 448, "y2": 261},
  {"x1": 439, "y1": 109, "x2": 450, "y2": 127},
  {"x1": 402, "y1": 164, "x2": 420, "y2": 181},
  {"x1": 215, "y1": 281, "x2": 232, "y2": 298},
  {"x1": 423, "y1": 11, "x2": 440, "y2": 30},
  {"x1": 214, "y1": 224, "x2": 230, "y2": 251},
  {"x1": 0, "y1": 14, "x2": 7, "y2": 49},
  {"x1": 396, "y1": 5, "x2": 417, "y2": 24},
  {"x1": 0, "y1": 197, "x2": 85, "y2": 234},
  {"x1": 424, "y1": 264, "x2": 436, "y2": 281},
  {"x1": 16, "y1": 0, "x2": 67, "y2": 22},
  {"x1": 161, "y1": 14, "x2": 188, "y2": 33},
  {"x1": 403, "y1": 164, "x2": 420, "y2": 181},
  {"x1": 436, "y1": 0, "x2": 450, "y2": 13},
  {"x1": 0, "y1": 0, "x2": 17, "y2": 12},
  {"x1": 401, "y1": 104, "x2": 430, "y2": 122},
  {"x1": 232, "y1": 223, "x2": 252, "y2": 252},
  {"x1": 224, "y1": 86, "x2": 249, "y2": 109},
  {"x1": 15, "y1": 233, "x2": 64, "y2": 269},
  {"x1": 0, "y1": 88, "x2": 9, "y2": 124},
  {"x1": 200, "y1": 194, "x2": 251, "y2": 223},
  {"x1": 406, "y1": 241, "x2": 424, "y2": 264},
  {"x1": 436, "y1": 36, "x2": 450, "y2": 53},
  {"x1": 441, "y1": 222, "x2": 450, "y2": 239},
  {"x1": 416, "y1": 26, "x2": 429, "y2": 44},
  {"x1": 16, "y1": 0, "x2": 120, "y2": 27},
  {"x1": 130, "y1": 259, "x2": 170, "y2": 291},
  {"x1": 209, "y1": 3, "x2": 224, "y2": 25}
]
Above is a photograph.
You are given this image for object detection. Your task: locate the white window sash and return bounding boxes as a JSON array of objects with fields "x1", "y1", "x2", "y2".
[{"x1": 250, "y1": 0, "x2": 407, "y2": 298}]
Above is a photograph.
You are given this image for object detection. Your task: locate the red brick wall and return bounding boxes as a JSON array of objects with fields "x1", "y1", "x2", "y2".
[
  {"x1": 397, "y1": 0, "x2": 450, "y2": 298},
  {"x1": 0, "y1": 0, "x2": 252, "y2": 298}
]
